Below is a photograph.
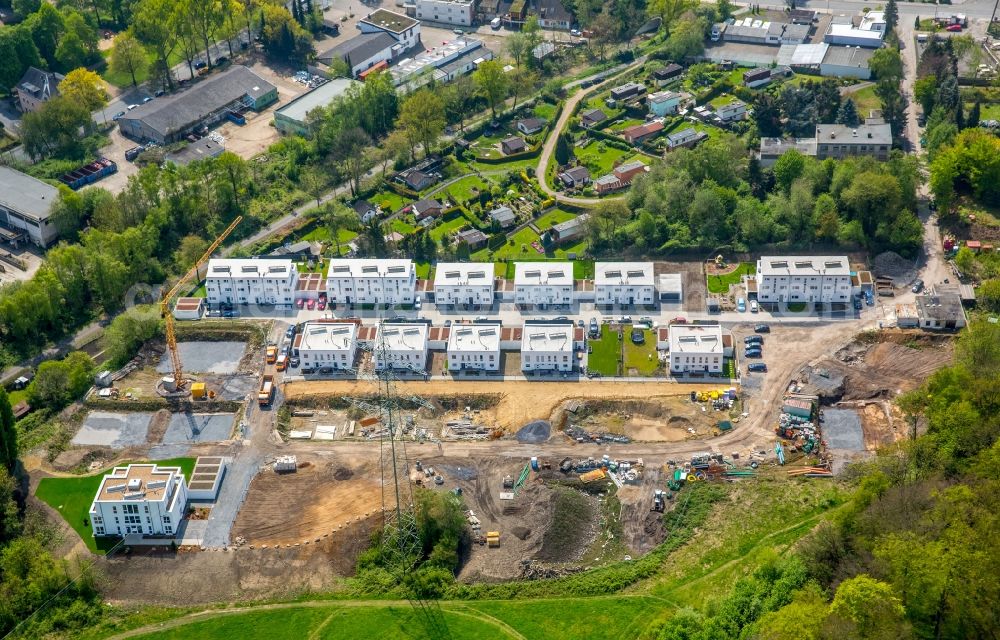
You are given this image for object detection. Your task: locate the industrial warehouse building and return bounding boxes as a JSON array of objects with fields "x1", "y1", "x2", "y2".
[
  {"x1": 274, "y1": 79, "x2": 359, "y2": 136},
  {"x1": 117, "y1": 66, "x2": 278, "y2": 143},
  {"x1": 0, "y1": 166, "x2": 60, "y2": 248}
]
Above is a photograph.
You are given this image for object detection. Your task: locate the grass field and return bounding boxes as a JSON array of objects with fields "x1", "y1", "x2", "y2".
[
  {"x1": 623, "y1": 328, "x2": 658, "y2": 375},
  {"x1": 575, "y1": 141, "x2": 640, "y2": 176},
  {"x1": 533, "y1": 101, "x2": 559, "y2": 121},
  {"x1": 367, "y1": 190, "x2": 408, "y2": 214},
  {"x1": 534, "y1": 209, "x2": 577, "y2": 230},
  {"x1": 99, "y1": 47, "x2": 185, "y2": 89},
  {"x1": 443, "y1": 175, "x2": 490, "y2": 204},
  {"x1": 706, "y1": 262, "x2": 755, "y2": 294},
  {"x1": 35, "y1": 458, "x2": 196, "y2": 553},
  {"x1": 844, "y1": 85, "x2": 881, "y2": 116},
  {"x1": 497, "y1": 259, "x2": 594, "y2": 280},
  {"x1": 429, "y1": 214, "x2": 470, "y2": 242},
  {"x1": 389, "y1": 218, "x2": 418, "y2": 236},
  {"x1": 587, "y1": 324, "x2": 621, "y2": 376}
]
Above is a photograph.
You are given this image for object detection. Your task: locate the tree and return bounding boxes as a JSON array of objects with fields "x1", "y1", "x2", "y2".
[
  {"x1": 978, "y1": 279, "x2": 1000, "y2": 312},
  {"x1": 184, "y1": 0, "x2": 223, "y2": 68},
  {"x1": 55, "y1": 30, "x2": 88, "y2": 70},
  {"x1": 509, "y1": 67, "x2": 537, "y2": 111},
  {"x1": 324, "y1": 202, "x2": 358, "y2": 257},
  {"x1": 0, "y1": 26, "x2": 42, "y2": 91},
  {"x1": 332, "y1": 127, "x2": 371, "y2": 195},
  {"x1": 870, "y1": 48, "x2": 903, "y2": 82},
  {"x1": 884, "y1": 0, "x2": 898, "y2": 34},
  {"x1": 588, "y1": 12, "x2": 616, "y2": 61},
  {"x1": 837, "y1": 97, "x2": 860, "y2": 127},
  {"x1": 59, "y1": 68, "x2": 108, "y2": 112},
  {"x1": 110, "y1": 30, "x2": 148, "y2": 87},
  {"x1": 19, "y1": 95, "x2": 93, "y2": 160},
  {"x1": 134, "y1": 0, "x2": 179, "y2": 91},
  {"x1": 647, "y1": 0, "x2": 695, "y2": 32},
  {"x1": 25, "y1": 2, "x2": 65, "y2": 66},
  {"x1": 772, "y1": 150, "x2": 806, "y2": 194},
  {"x1": 753, "y1": 92, "x2": 782, "y2": 137},
  {"x1": 504, "y1": 32, "x2": 530, "y2": 68},
  {"x1": 0, "y1": 389, "x2": 16, "y2": 473},
  {"x1": 474, "y1": 59, "x2": 509, "y2": 121},
  {"x1": 298, "y1": 166, "x2": 327, "y2": 206},
  {"x1": 967, "y1": 99, "x2": 981, "y2": 129},
  {"x1": 103, "y1": 305, "x2": 162, "y2": 367},
  {"x1": 397, "y1": 89, "x2": 446, "y2": 159},
  {"x1": 829, "y1": 575, "x2": 906, "y2": 639},
  {"x1": 259, "y1": 3, "x2": 312, "y2": 62},
  {"x1": 662, "y1": 13, "x2": 706, "y2": 62},
  {"x1": 555, "y1": 132, "x2": 573, "y2": 166},
  {"x1": 27, "y1": 351, "x2": 95, "y2": 410}
]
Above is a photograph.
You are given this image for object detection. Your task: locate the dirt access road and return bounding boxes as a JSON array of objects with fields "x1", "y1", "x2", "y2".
[{"x1": 535, "y1": 57, "x2": 649, "y2": 206}]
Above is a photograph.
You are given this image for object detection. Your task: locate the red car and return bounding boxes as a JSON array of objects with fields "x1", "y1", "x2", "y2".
[
  {"x1": 671, "y1": 316, "x2": 687, "y2": 324},
  {"x1": 317, "y1": 298, "x2": 326, "y2": 311},
  {"x1": 296, "y1": 299, "x2": 305, "y2": 309},
  {"x1": 946, "y1": 23, "x2": 962, "y2": 32},
  {"x1": 306, "y1": 299, "x2": 315, "y2": 310}
]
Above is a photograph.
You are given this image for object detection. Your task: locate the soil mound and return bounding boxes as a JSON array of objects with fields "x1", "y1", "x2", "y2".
[{"x1": 516, "y1": 420, "x2": 551, "y2": 443}]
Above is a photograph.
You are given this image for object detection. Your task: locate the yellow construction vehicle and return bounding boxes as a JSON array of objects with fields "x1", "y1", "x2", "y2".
[{"x1": 160, "y1": 216, "x2": 242, "y2": 392}]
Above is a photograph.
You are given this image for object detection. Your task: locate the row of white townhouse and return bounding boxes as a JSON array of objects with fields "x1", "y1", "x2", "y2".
[
  {"x1": 203, "y1": 259, "x2": 663, "y2": 308},
  {"x1": 202, "y1": 256, "x2": 852, "y2": 308}
]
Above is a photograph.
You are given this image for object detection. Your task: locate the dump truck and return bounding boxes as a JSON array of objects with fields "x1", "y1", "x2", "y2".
[
  {"x1": 258, "y1": 374, "x2": 274, "y2": 406},
  {"x1": 266, "y1": 345, "x2": 278, "y2": 364},
  {"x1": 276, "y1": 354, "x2": 287, "y2": 371},
  {"x1": 486, "y1": 531, "x2": 500, "y2": 548}
]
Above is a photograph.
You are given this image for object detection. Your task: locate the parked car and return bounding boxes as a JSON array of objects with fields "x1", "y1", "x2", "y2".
[
  {"x1": 744, "y1": 335, "x2": 763, "y2": 345},
  {"x1": 194, "y1": 60, "x2": 207, "y2": 69},
  {"x1": 142, "y1": 96, "x2": 153, "y2": 103},
  {"x1": 744, "y1": 348, "x2": 762, "y2": 358},
  {"x1": 222, "y1": 310, "x2": 237, "y2": 318},
  {"x1": 453, "y1": 28, "x2": 465, "y2": 34},
  {"x1": 747, "y1": 363, "x2": 768, "y2": 373},
  {"x1": 318, "y1": 298, "x2": 327, "y2": 311},
  {"x1": 736, "y1": 297, "x2": 746, "y2": 312},
  {"x1": 112, "y1": 111, "x2": 126, "y2": 121},
  {"x1": 296, "y1": 299, "x2": 305, "y2": 309},
  {"x1": 577, "y1": 319, "x2": 585, "y2": 328},
  {"x1": 124, "y1": 146, "x2": 143, "y2": 162},
  {"x1": 414, "y1": 295, "x2": 422, "y2": 310},
  {"x1": 946, "y1": 23, "x2": 962, "y2": 31},
  {"x1": 444, "y1": 319, "x2": 452, "y2": 327},
  {"x1": 306, "y1": 299, "x2": 315, "y2": 310},
  {"x1": 749, "y1": 300, "x2": 758, "y2": 313},
  {"x1": 619, "y1": 315, "x2": 632, "y2": 324},
  {"x1": 671, "y1": 316, "x2": 687, "y2": 324},
  {"x1": 589, "y1": 318, "x2": 599, "y2": 335},
  {"x1": 126, "y1": 103, "x2": 138, "y2": 110},
  {"x1": 285, "y1": 325, "x2": 296, "y2": 339},
  {"x1": 754, "y1": 324, "x2": 770, "y2": 333},
  {"x1": 630, "y1": 328, "x2": 645, "y2": 344},
  {"x1": 289, "y1": 356, "x2": 300, "y2": 368},
  {"x1": 853, "y1": 297, "x2": 863, "y2": 310},
  {"x1": 912, "y1": 279, "x2": 924, "y2": 293}
]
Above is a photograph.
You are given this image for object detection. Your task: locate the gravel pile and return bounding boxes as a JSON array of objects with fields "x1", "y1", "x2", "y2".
[
  {"x1": 871, "y1": 251, "x2": 917, "y2": 283},
  {"x1": 516, "y1": 420, "x2": 551, "y2": 443}
]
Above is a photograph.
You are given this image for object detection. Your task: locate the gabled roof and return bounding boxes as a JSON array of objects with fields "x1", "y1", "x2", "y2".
[
  {"x1": 17, "y1": 67, "x2": 63, "y2": 100},
  {"x1": 318, "y1": 32, "x2": 396, "y2": 66}
]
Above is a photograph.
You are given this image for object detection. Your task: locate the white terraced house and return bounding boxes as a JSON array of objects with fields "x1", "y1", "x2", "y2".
[
  {"x1": 594, "y1": 262, "x2": 656, "y2": 306},
  {"x1": 447, "y1": 324, "x2": 501, "y2": 371},
  {"x1": 514, "y1": 262, "x2": 573, "y2": 306},
  {"x1": 205, "y1": 258, "x2": 298, "y2": 306},
  {"x1": 668, "y1": 324, "x2": 723, "y2": 374},
  {"x1": 298, "y1": 322, "x2": 358, "y2": 370},
  {"x1": 325, "y1": 259, "x2": 416, "y2": 305},
  {"x1": 521, "y1": 323, "x2": 575, "y2": 372},
  {"x1": 755, "y1": 256, "x2": 852, "y2": 303},
  {"x1": 433, "y1": 262, "x2": 495, "y2": 306},
  {"x1": 374, "y1": 323, "x2": 429, "y2": 371},
  {"x1": 89, "y1": 463, "x2": 188, "y2": 538}
]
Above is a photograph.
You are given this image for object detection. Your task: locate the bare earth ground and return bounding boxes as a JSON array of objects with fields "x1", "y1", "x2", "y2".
[{"x1": 232, "y1": 455, "x2": 384, "y2": 546}]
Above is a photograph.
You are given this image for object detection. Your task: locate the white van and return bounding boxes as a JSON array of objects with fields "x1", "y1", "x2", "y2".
[{"x1": 491, "y1": 17, "x2": 501, "y2": 30}]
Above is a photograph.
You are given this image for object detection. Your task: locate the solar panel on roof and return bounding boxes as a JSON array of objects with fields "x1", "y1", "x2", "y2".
[
  {"x1": 387, "y1": 265, "x2": 406, "y2": 273},
  {"x1": 548, "y1": 270, "x2": 565, "y2": 278},
  {"x1": 771, "y1": 261, "x2": 788, "y2": 268},
  {"x1": 824, "y1": 261, "x2": 843, "y2": 268},
  {"x1": 333, "y1": 265, "x2": 349, "y2": 272},
  {"x1": 362, "y1": 266, "x2": 378, "y2": 273},
  {"x1": 525, "y1": 269, "x2": 541, "y2": 278},
  {"x1": 403, "y1": 328, "x2": 420, "y2": 335},
  {"x1": 606, "y1": 270, "x2": 622, "y2": 278},
  {"x1": 445, "y1": 271, "x2": 460, "y2": 278},
  {"x1": 794, "y1": 261, "x2": 812, "y2": 268},
  {"x1": 626, "y1": 270, "x2": 645, "y2": 278},
  {"x1": 469, "y1": 271, "x2": 485, "y2": 278},
  {"x1": 241, "y1": 265, "x2": 258, "y2": 273}
]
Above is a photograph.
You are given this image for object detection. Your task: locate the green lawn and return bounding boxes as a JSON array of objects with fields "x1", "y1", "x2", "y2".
[
  {"x1": 706, "y1": 262, "x2": 755, "y2": 294},
  {"x1": 469, "y1": 156, "x2": 539, "y2": 173},
  {"x1": 474, "y1": 226, "x2": 545, "y2": 260},
  {"x1": 611, "y1": 117, "x2": 646, "y2": 132},
  {"x1": 389, "y1": 218, "x2": 418, "y2": 236},
  {"x1": 575, "y1": 141, "x2": 638, "y2": 176},
  {"x1": 709, "y1": 94, "x2": 737, "y2": 108},
  {"x1": 496, "y1": 259, "x2": 594, "y2": 280},
  {"x1": 723, "y1": 358, "x2": 736, "y2": 379},
  {"x1": 367, "y1": 190, "x2": 408, "y2": 214},
  {"x1": 429, "y1": 214, "x2": 470, "y2": 242},
  {"x1": 99, "y1": 47, "x2": 185, "y2": 89},
  {"x1": 300, "y1": 226, "x2": 358, "y2": 247},
  {"x1": 534, "y1": 209, "x2": 577, "y2": 230},
  {"x1": 844, "y1": 85, "x2": 881, "y2": 116},
  {"x1": 623, "y1": 328, "x2": 659, "y2": 375},
  {"x1": 967, "y1": 102, "x2": 1000, "y2": 120},
  {"x1": 35, "y1": 458, "x2": 196, "y2": 553},
  {"x1": 587, "y1": 324, "x2": 621, "y2": 376},
  {"x1": 443, "y1": 175, "x2": 490, "y2": 204},
  {"x1": 415, "y1": 261, "x2": 433, "y2": 279},
  {"x1": 533, "y1": 101, "x2": 559, "y2": 121},
  {"x1": 121, "y1": 596, "x2": 661, "y2": 640}
]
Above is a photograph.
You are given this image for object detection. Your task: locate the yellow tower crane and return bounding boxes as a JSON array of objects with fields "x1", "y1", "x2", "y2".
[{"x1": 160, "y1": 216, "x2": 243, "y2": 391}]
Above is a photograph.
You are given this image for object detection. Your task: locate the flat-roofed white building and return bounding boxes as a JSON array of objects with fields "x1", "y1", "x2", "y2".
[
  {"x1": 521, "y1": 323, "x2": 575, "y2": 372},
  {"x1": 89, "y1": 463, "x2": 188, "y2": 538},
  {"x1": 299, "y1": 321, "x2": 358, "y2": 370},
  {"x1": 433, "y1": 262, "x2": 495, "y2": 306},
  {"x1": 205, "y1": 258, "x2": 298, "y2": 306},
  {"x1": 375, "y1": 322, "x2": 429, "y2": 372},
  {"x1": 514, "y1": 262, "x2": 573, "y2": 307},
  {"x1": 594, "y1": 262, "x2": 656, "y2": 306},
  {"x1": 755, "y1": 256, "x2": 852, "y2": 303},
  {"x1": 668, "y1": 324, "x2": 724, "y2": 374},
  {"x1": 415, "y1": 0, "x2": 473, "y2": 26},
  {"x1": 447, "y1": 324, "x2": 501, "y2": 371},
  {"x1": 325, "y1": 259, "x2": 416, "y2": 305}
]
